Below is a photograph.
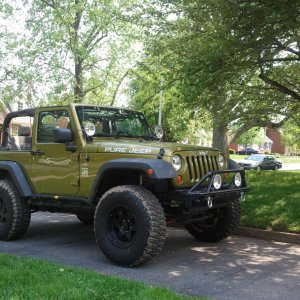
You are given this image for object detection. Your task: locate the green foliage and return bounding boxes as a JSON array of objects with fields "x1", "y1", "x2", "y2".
[
  {"x1": 0, "y1": 254, "x2": 202, "y2": 300},
  {"x1": 235, "y1": 127, "x2": 265, "y2": 147},
  {"x1": 282, "y1": 118, "x2": 300, "y2": 149},
  {"x1": 129, "y1": 0, "x2": 300, "y2": 153},
  {"x1": 241, "y1": 171, "x2": 300, "y2": 233},
  {"x1": 19, "y1": 0, "x2": 145, "y2": 104},
  {"x1": 129, "y1": 61, "x2": 211, "y2": 142},
  {"x1": 0, "y1": 2, "x2": 26, "y2": 103}
]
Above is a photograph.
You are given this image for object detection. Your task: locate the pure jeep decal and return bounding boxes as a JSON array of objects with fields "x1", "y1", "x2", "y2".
[{"x1": 104, "y1": 147, "x2": 152, "y2": 154}]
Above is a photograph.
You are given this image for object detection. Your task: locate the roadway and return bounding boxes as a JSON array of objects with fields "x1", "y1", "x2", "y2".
[{"x1": 1, "y1": 212, "x2": 300, "y2": 300}]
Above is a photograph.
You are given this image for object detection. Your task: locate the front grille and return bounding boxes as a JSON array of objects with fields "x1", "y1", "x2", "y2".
[{"x1": 186, "y1": 155, "x2": 219, "y2": 182}]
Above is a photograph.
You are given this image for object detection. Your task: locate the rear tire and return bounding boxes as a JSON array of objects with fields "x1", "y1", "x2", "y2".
[
  {"x1": 0, "y1": 180, "x2": 31, "y2": 241},
  {"x1": 185, "y1": 199, "x2": 240, "y2": 242},
  {"x1": 94, "y1": 185, "x2": 166, "y2": 267}
]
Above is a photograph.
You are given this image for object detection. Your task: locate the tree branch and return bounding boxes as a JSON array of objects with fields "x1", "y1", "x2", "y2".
[
  {"x1": 40, "y1": 0, "x2": 57, "y2": 9},
  {"x1": 230, "y1": 116, "x2": 290, "y2": 145},
  {"x1": 275, "y1": 40, "x2": 300, "y2": 57},
  {"x1": 258, "y1": 71, "x2": 300, "y2": 101},
  {"x1": 110, "y1": 68, "x2": 132, "y2": 106}
]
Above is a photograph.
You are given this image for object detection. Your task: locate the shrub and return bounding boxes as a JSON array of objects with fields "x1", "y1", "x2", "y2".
[{"x1": 229, "y1": 148, "x2": 236, "y2": 154}]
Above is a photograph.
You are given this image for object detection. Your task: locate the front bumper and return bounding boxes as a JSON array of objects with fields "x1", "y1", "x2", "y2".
[
  {"x1": 238, "y1": 164, "x2": 256, "y2": 170},
  {"x1": 175, "y1": 169, "x2": 248, "y2": 214}
]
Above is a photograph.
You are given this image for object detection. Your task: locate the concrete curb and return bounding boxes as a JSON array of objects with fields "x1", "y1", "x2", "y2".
[{"x1": 235, "y1": 227, "x2": 300, "y2": 245}]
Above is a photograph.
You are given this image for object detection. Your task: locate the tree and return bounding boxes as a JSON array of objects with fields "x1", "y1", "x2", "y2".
[
  {"x1": 282, "y1": 117, "x2": 300, "y2": 151},
  {"x1": 0, "y1": 2, "x2": 24, "y2": 103},
  {"x1": 129, "y1": 0, "x2": 299, "y2": 155},
  {"x1": 235, "y1": 127, "x2": 265, "y2": 148},
  {"x1": 129, "y1": 60, "x2": 212, "y2": 142},
  {"x1": 20, "y1": 0, "x2": 145, "y2": 104}
]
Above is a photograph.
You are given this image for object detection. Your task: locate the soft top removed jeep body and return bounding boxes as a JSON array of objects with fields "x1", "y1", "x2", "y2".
[{"x1": 0, "y1": 104, "x2": 247, "y2": 266}]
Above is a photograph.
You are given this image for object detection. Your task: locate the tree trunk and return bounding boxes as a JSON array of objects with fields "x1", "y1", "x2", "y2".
[
  {"x1": 74, "y1": 59, "x2": 84, "y2": 102},
  {"x1": 212, "y1": 116, "x2": 230, "y2": 157}
]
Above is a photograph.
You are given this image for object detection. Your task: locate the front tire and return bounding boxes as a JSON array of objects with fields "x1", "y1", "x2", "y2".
[
  {"x1": 94, "y1": 185, "x2": 166, "y2": 267},
  {"x1": 0, "y1": 180, "x2": 31, "y2": 241},
  {"x1": 185, "y1": 199, "x2": 240, "y2": 242}
]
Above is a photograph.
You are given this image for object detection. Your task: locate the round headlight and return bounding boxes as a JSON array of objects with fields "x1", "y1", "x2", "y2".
[
  {"x1": 218, "y1": 154, "x2": 225, "y2": 168},
  {"x1": 213, "y1": 174, "x2": 222, "y2": 190},
  {"x1": 234, "y1": 172, "x2": 242, "y2": 187},
  {"x1": 172, "y1": 155, "x2": 182, "y2": 172}
]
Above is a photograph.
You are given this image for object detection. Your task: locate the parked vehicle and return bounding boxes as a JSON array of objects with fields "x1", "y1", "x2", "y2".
[
  {"x1": 236, "y1": 147, "x2": 258, "y2": 155},
  {"x1": 0, "y1": 104, "x2": 248, "y2": 267},
  {"x1": 238, "y1": 154, "x2": 282, "y2": 171}
]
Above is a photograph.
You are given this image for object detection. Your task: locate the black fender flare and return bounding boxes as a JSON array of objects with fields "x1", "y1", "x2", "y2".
[
  {"x1": 88, "y1": 158, "x2": 176, "y2": 203},
  {"x1": 0, "y1": 161, "x2": 33, "y2": 197}
]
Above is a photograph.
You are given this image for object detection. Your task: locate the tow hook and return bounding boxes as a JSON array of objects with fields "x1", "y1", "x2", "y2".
[
  {"x1": 240, "y1": 192, "x2": 246, "y2": 202},
  {"x1": 207, "y1": 196, "x2": 213, "y2": 208}
]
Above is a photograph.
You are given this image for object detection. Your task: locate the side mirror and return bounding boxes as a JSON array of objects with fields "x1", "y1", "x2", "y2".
[{"x1": 54, "y1": 128, "x2": 73, "y2": 143}]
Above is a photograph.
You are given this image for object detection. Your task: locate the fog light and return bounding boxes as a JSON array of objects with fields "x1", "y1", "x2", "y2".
[
  {"x1": 213, "y1": 174, "x2": 222, "y2": 190},
  {"x1": 234, "y1": 172, "x2": 242, "y2": 187}
]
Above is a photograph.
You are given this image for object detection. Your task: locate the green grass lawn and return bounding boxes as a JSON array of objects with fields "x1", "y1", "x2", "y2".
[
  {"x1": 230, "y1": 154, "x2": 300, "y2": 163},
  {"x1": 0, "y1": 254, "x2": 205, "y2": 300},
  {"x1": 241, "y1": 171, "x2": 300, "y2": 233}
]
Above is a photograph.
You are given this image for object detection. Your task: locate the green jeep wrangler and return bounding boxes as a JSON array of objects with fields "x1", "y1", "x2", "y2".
[{"x1": 0, "y1": 104, "x2": 247, "y2": 267}]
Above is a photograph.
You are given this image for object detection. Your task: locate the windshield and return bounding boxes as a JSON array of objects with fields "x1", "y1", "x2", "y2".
[
  {"x1": 75, "y1": 106, "x2": 154, "y2": 139},
  {"x1": 245, "y1": 155, "x2": 263, "y2": 161}
]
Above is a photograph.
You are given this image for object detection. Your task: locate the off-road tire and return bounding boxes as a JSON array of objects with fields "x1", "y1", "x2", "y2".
[
  {"x1": 76, "y1": 212, "x2": 94, "y2": 225},
  {"x1": 94, "y1": 185, "x2": 166, "y2": 267},
  {"x1": 185, "y1": 199, "x2": 240, "y2": 242},
  {"x1": 0, "y1": 180, "x2": 31, "y2": 241}
]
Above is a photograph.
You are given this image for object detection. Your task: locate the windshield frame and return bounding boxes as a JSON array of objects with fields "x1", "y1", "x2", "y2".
[{"x1": 75, "y1": 106, "x2": 155, "y2": 139}]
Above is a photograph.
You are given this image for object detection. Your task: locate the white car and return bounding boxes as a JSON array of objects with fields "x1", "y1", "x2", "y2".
[{"x1": 238, "y1": 154, "x2": 282, "y2": 171}]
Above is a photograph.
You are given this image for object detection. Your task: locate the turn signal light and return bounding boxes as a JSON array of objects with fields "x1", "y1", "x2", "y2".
[
  {"x1": 147, "y1": 168, "x2": 154, "y2": 176},
  {"x1": 177, "y1": 175, "x2": 183, "y2": 184}
]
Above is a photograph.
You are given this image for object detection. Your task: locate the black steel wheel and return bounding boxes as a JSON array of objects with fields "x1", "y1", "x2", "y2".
[
  {"x1": 94, "y1": 185, "x2": 166, "y2": 267},
  {"x1": 185, "y1": 199, "x2": 240, "y2": 242},
  {"x1": 107, "y1": 206, "x2": 136, "y2": 248},
  {"x1": 0, "y1": 180, "x2": 31, "y2": 241}
]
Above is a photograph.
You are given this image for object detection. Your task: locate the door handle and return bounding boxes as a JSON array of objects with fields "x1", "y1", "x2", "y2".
[{"x1": 31, "y1": 149, "x2": 44, "y2": 156}]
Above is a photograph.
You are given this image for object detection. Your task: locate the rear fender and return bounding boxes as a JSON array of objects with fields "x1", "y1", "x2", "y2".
[{"x1": 0, "y1": 161, "x2": 33, "y2": 197}]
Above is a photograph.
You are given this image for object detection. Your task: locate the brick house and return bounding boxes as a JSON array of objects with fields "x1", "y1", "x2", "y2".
[
  {"x1": 230, "y1": 127, "x2": 286, "y2": 155},
  {"x1": 266, "y1": 127, "x2": 286, "y2": 155}
]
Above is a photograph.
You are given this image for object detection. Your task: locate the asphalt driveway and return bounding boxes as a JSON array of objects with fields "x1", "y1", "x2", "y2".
[{"x1": 1, "y1": 212, "x2": 300, "y2": 300}]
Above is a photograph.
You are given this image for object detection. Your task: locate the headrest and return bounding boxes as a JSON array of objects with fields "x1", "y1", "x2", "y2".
[{"x1": 19, "y1": 125, "x2": 31, "y2": 136}]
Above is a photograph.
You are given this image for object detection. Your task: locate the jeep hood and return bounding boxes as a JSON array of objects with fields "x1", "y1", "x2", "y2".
[{"x1": 87, "y1": 139, "x2": 221, "y2": 157}]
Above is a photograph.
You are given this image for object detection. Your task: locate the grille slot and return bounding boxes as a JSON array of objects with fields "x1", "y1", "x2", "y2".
[{"x1": 186, "y1": 155, "x2": 219, "y2": 182}]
